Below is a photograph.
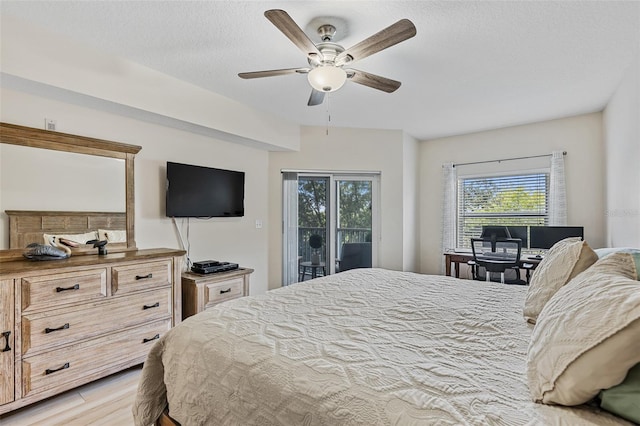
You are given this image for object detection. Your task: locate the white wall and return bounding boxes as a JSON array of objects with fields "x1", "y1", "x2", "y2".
[
  {"x1": 419, "y1": 112, "x2": 606, "y2": 276},
  {"x1": 0, "y1": 88, "x2": 271, "y2": 295},
  {"x1": 402, "y1": 132, "x2": 419, "y2": 270},
  {"x1": 267, "y1": 126, "x2": 417, "y2": 289},
  {"x1": 1, "y1": 14, "x2": 299, "y2": 152},
  {"x1": 603, "y1": 49, "x2": 640, "y2": 247}
]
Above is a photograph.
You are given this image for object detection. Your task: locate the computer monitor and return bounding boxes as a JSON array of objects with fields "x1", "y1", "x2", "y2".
[
  {"x1": 506, "y1": 226, "x2": 528, "y2": 250},
  {"x1": 529, "y1": 226, "x2": 584, "y2": 250}
]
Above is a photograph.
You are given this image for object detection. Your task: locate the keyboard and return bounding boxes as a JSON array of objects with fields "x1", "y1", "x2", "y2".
[{"x1": 479, "y1": 252, "x2": 516, "y2": 260}]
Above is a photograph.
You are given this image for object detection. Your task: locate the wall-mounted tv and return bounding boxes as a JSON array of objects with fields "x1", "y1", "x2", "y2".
[{"x1": 166, "y1": 162, "x2": 245, "y2": 218}]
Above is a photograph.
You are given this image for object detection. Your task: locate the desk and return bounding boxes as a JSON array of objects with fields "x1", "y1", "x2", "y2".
[
  {"x1": 299, "y1": 261, "x2": 326, "y2": 281},
  {"x1": 444, "y1": 252, "x2": 541, "y2": 280}
]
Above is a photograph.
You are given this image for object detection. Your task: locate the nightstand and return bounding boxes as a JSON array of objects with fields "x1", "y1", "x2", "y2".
[{"x1": 181, "y1": 268, "x2": 253, "y2": 320}]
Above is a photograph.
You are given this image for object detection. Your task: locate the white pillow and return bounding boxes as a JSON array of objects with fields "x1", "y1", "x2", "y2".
[
  {"x1": 523, "y1": 237, "x2": 597, "y2": 324},
  {"x1": 527, "y1": 250, "x2": 640, "y2": 405},
  {"x1": 98, "y1": 229, "x2": 127, "y2": 243},
  {"x1": 43, "y1": 231, "x2": 98, "y2": 246}
]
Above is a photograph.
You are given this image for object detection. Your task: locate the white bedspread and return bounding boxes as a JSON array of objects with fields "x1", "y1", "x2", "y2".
[{"x1": 133, "y1": 269, "x2": 630, "y2": 425}]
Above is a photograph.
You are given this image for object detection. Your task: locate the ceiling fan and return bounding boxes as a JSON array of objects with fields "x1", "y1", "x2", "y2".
[{"x1": 238, "y1": 9, "x2": 417, "y2": 106}]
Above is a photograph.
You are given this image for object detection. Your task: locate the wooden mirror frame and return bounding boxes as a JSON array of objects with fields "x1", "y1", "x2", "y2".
[{"x1": 0, "y1": 122, "x2": 141, "y2": 251}]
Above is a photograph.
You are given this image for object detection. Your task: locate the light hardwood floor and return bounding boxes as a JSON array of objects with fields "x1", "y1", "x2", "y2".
[{"x1": 0, "y1": 365, "x2": 142, "y2": 426}]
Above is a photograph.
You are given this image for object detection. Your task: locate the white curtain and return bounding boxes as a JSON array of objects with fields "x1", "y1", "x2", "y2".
[
  {"x1": 282, "y1": 172, "x2": 299, "y2": 286},
  {"x1": 549, "y1": 151, "x2": 567, "y2": 226},
  {"x1": 441, "y1": 163, "x2": 457, "y2": 274}
]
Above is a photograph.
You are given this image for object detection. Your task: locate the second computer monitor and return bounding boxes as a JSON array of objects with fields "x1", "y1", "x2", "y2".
[{"x1": 530, "y1": 226, "x2": 584, "y2": 250}]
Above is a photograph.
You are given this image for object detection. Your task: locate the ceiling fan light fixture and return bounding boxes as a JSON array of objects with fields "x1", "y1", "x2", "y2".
[{"x1": 307, "y1": 66, "x2": 347, "y2": 92}]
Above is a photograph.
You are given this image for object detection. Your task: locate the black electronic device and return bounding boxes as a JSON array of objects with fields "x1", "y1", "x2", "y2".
[
  {"x1": 191, "y1": 262, "x2": 239, "y2": 274},
  {"x1": 506, "y1": 226, "x2": 528, "y2": 250},
  {"x1": 529, "y1": 226, "x2": 584, "y2": 250},
  {"x1": 192, "y1": 260, "x2": 221, "y2": 269},
  {"x1": 166, "y1": 161, "x2": 245, "y2": 218}
]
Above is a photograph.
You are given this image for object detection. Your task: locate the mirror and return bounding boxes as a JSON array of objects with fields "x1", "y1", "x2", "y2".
[{"x1": 0, "y1": 122, "x2": 140, "y2": 251}]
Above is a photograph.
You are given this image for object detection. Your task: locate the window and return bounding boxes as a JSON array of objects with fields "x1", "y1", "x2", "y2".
[{"x1": 457, "y1": 172, "x2": 549, "y2": 249}]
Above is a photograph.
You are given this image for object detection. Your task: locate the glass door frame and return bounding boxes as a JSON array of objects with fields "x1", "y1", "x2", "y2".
[
  {"x1": 282, "y1": 170, "x2": 380, "y2": 284},
  {"x1": 330, "y1": 174, "x2": 379, "y2": 275}
]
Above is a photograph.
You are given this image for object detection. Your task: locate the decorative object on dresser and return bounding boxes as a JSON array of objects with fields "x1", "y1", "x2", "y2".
[
  {"x1": 0, "y1": 123, "x2": 186, "y2": 415},
  {"x1": 182, "y1": 268, "x2": 253, "y2": 320}
]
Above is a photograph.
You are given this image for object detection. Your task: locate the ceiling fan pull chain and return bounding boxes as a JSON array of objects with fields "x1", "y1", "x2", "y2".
[{"x1": 326, "y1": 94, "x2": 331, "y2": 136}]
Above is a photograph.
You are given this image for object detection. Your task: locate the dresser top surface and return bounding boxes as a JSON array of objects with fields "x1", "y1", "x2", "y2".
[{"x1": 0, "y1": 248, "x2": 185, "y2": 276}]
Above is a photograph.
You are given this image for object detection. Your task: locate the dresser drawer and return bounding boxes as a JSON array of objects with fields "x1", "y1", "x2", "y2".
[
  {"x1": 112, "y1": 260, "x2": 171, "y2": 296},
  {"x1": 22, "y1": 287, "x2": 171, "y2": 356},
  {"x1": 21, "y1": 268, "x2": 107, "y2": 313},
  {"x1": 204, "y1": 277, "x2": 245, "y2": 309},
  {"x1": 22, "y1": 318, "x2": 170, "y2": 397}
]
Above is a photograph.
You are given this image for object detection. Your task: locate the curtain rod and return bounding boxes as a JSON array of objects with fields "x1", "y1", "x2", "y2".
[
  {"x1": 281, "y1": 168, "x2": 381, "y2": 175},
  {"x1": 452, "y1": 151, "x2": 566, "y2": 168}
]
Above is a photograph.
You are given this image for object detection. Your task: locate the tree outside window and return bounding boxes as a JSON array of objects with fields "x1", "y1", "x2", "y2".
[{"x1": 457, "y1": 173, "x2": 549, "y2": 248}]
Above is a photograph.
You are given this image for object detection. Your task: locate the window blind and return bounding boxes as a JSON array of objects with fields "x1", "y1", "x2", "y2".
[{"x1": 457, "y1": 172, "x2": 549, "y2": 249}]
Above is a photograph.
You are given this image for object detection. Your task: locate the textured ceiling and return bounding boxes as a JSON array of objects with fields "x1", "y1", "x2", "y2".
[{"x1": 2, "y1": 1, "x2": 639, "y2": 140}]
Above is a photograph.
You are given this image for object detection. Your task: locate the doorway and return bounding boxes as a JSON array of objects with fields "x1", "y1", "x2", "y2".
[{"x1": 282, "y1": 172, "x2": 379, "y2": 285}]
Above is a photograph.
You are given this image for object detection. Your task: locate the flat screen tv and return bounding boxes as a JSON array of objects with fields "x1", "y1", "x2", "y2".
[
  {"x1": 166, "y1": 162, "x2": 244, "y2": 218},
  {"x1": 529, "y1": 226, "x2": 584, "y2": 250}
]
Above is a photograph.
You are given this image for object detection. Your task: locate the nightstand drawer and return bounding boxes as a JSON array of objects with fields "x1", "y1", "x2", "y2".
[
  {"x1": 112, "y1": 260, "x2": 171, "y2": 295},
  {"x1": 182, "y1": 268, "x2": 253, "y2": 319},
  {"x1": 22, "y1": 318, "x2": 171, "y2": 397},
  {"x1": 205, "y1": 277, "x2": 244, "y2": 308},
  {"x1": 21, "y1": 269, "x2": 107, "y2": 313},
  {"x1": 22, "y1": 287, "x2": 171, "y2": 356}
]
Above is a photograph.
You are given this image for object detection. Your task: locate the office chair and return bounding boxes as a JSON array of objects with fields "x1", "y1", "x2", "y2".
[
  {"x1": 469, "y1": 237, "x2": 526, "y2": 284},
  {"x1": 337, "y1": 242, "x2": 372, "y2": 272}
]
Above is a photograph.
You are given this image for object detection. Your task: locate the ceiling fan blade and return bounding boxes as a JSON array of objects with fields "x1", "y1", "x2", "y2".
[
  {"x1": 336, "y1": 19, "x2": 416, "y2": 65},
  {"x1": 265, "y1": 9, "x2": 322, "y2": 57},
  {"x1": 307, "y1": 89, "x2": 325, "y2": 106},
  {"x1": 238, "y1": 68, "x2": 309, "y2": 79},
  {"x1": 347, "y1": 69, "x2": 401, "y2": 93}
]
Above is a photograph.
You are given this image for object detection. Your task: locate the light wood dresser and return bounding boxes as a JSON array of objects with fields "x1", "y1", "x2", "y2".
[
  {"x1": 182, "y1": 268, "x2": 253, "y2": 320},
  {"x1": 0, "y1": 248, "x2": 184, "y2": 414}
]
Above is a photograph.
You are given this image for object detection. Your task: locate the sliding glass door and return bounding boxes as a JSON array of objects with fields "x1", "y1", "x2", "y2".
[
  {"x1": 334, "y1": 177, "x2": 373, "y2": 273},
  {"x1": 282, "y1": 172, "x2": 379, "y2": 285},
  {"x1": 298, "y1": 175, "x2": 330, "y2": 278}
]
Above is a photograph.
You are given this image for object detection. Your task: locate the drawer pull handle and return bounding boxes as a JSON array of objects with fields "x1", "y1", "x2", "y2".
[
  {"x1": 136, "y1": 273, "x2": 153, "y2": 280},
  {"x1": 45, "y1": 323, "x2": 70, "y2": 334},
  {"x1": 1, "y1": 331, "x2": 10, "y2": 352},
  {"x1": 56, "y1": 284, "x2": 80, "y2": 292},
  {"x1": 143, "y1": 302, "x2": 160, "y2": 310},
  {"x1": 220, "y1": 288, "x2": 232, "y2": 294},
  {"x1": 45, "y1": 362, "x2": 70, "y2": 375},
  {"x1": 143, "y1": 334, "x2": 160, "y2": 343}
]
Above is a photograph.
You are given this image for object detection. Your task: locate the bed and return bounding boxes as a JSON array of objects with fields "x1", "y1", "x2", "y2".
[{"x1": 132, "y1": 267, "x2": 636, "y2": 425}]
